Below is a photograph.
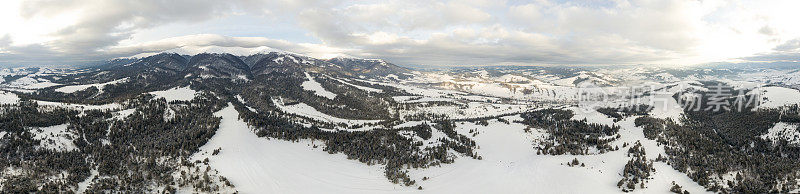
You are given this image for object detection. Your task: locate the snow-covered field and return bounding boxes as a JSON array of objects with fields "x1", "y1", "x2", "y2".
[
  {"x1": 0, "y1": 91, "x2": 20, "y2": 104},
  {"x1": 7, "y1": 76, "x2": 61, "y2": 89},
  {"x1": 29, "y1": 124, "x2": 77, "y2": 152},
  {"x1": 203, "y1": 68, "x2": 780, "y2": 193},
  {"x1": 329, "y1": 76, "x2": 383, "y2": 93},
  {"x1": 272, "y1": 98, "x2": 381, "y2": 127},
  {"x1": 56, "y1": 78, "x2": 128, "y2": 93},
  {"x1": 403, "y1": 113, "x2": 708, "y2": 194},
  {"x1": 762, "y1": 122, "x2": 800, "y2": 145},
  {"x1": 193, "y1": 105, "x2": 401, "y2": 193},
  {"x1": 34, "y1": 100, "x2": 121, "y2": 110},
  {"x1": 401, "y1": 101, "x2": 532, "y2": 119},
  {"x1": 0, "y1": 68, "x2": 69, "y2": 90},
  {"x1": 302, "y1": 72, "x2": 337, "y2": 99},
  {"x1": 756, "y1": 86, "x2": 800, "y2": 109},
  {"x1": 149, "y1": 86, "x2": 198, "y2": 101}
]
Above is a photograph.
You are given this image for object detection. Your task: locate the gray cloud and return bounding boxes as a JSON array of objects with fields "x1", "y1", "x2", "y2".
[
  {"x1": 774, "y1": 38, "x2": 800, "y2": 52},
  {"x1": 740, "y1": 38, "x2": 800, "y2": 63},
  {"x1": 19, "y1": 0, "x2": 239, "y2": 53}
]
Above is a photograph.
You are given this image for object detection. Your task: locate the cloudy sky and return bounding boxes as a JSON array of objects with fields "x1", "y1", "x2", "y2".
[{"x1": 1, "y1": 0, "x2": 799, "y2": 66}]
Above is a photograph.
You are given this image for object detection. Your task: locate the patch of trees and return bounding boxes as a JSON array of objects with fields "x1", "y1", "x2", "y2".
[
  {"x1": 634, "y1": 116, "x2": 665, "y2": 139},
  {"x1": 597, "y1": 104, "x2": 652, "y2": 122},
  {"x1": 397, "y1": 123, "x2": 432, "y2": 140},
  {"x1": 617, "y1": 141, "x2": 655, "y2": 192},
  {"x1": 519, "y1": 109, "x2": 620, "y2": 155},
  {"x1": 566, "y1": 158, "x2": 584, "y2": 167},
  {"x1": 434, "y1": 121, "x2": 480, "y2": 159},
  {"x1": 670, "y1": 181, "x2": 689, "y2": 194}
]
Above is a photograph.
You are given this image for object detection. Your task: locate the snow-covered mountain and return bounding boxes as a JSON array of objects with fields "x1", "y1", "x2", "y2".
[{"x1": 2, "y1": 53, "x2": 800, "y2": 193}]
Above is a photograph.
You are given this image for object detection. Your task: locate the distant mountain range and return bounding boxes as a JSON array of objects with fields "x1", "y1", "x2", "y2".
[{"x1": 101, "y1": 52, "x2": 413, "y2": 80}]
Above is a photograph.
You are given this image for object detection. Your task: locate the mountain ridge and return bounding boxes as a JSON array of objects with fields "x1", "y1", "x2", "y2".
[{"x1": 101, "y1": 51, "x2": 413, "y2": 80}]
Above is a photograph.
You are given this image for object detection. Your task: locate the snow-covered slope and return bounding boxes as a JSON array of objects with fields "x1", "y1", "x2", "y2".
[
  {"x1": 272, "y1": 98, "x2": 380, "y2": 127},
  {"x1": 149, "y1": 86, "x2": 198, "y2": 101},
  {"x1": 194, "y1": 105, "x2": 711, "y2": 193},
  {"x1": 56, "y1": 78, "x2": 128, "y2": 93},
  {"x1": 407, "y1": 116, "x2": 707, "y2": 193},
  {"x1": 0, "y1": 91, "x2": 20, "y2": 104},
  {"x1": 761, "y1": 122, "x2": 800, "y2": 145},
  {"x1": 194, "y1": 105, "x2": 402, "y2": 193},
  {"x1": 302, "y1": 72, "x2": 337, "y2": 99},
  {"x1": 30, "y1": 124, "x2": 77, "y2": 152},
  {"x1": 7, "y1": 76, "x2": 61, "y2": 89},
  {"x1": 755, "y1": 87, "x2": 800, "y2": 109},
  {"x1": 33, "y1": 100, "x2": 121, "y2": 110},
  {"x1": 328, "y1": 76, "x2": 383, "y2": 93}
]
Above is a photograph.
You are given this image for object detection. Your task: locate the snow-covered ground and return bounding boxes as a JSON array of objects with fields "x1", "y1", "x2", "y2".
[
  {"x1": 755, "y1": 87, "x2": 800, "y2": 109},
  {"x1": 29, "y1": 124, "x2": 77, "y2": 152},
  {"x1": 361, "y1": 78, "x2": 465, "y2": 98},
  {"x1": 6, "y1": 76, "x2": 61, "y2": 89},
  {"x1": 55, "y1": 78, "x2": 128, "y2": 93},
  {"x1": 194, "y1": 102, "x2": 713, "y2": 193},
  {"x1": 329, "y1": 76, "x2": 383, "y2": 93},
  {"x1": 113, "y1": 108, "x2": 136, "y2": 120},
  {"x1": 392, "y1": 96, "x2": 455, "y2": 103},
  {"x1": 400, "y1": 101, "x2": 531, "y2": 120},
  {"x1": 272, "y1": 98, "x2": 381, "y2": 126},
  {"x1": 302, "y1": 72, "x2": 337, "y2": 99},
  {"x1": 194, "y1": 105, "x2": 402, "y2": 193},
  {"x1": 743, "y1": 69, "x2": 800, "y2": 87},
  {"x1": 0, "y1": 91, "x2": 20, "y2": 104},
  {"x1": 76, "y1": 169, "x2": 99, "y2": 193},
  {"x1": 761, "y1": 122, "x2": 800, "y2": 145},
  {"x1": 402, "y1": 114, "x2": 708, "y2": 194},
  {"x1": 0, "y1": 68, "x2": 70, "y2": 90},
  {"x1": 149, "y1": 86, "x2": 198, "y2": 101},
  {"x1": 34, "y1": 100, "x2": 121, "y2": 110}
]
